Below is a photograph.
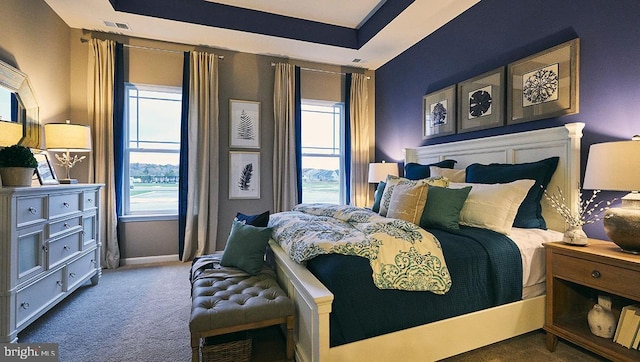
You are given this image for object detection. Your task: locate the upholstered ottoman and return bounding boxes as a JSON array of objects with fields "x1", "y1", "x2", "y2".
[{"x1": 189, "y1": 254, "x2": 294, "y2": 362}]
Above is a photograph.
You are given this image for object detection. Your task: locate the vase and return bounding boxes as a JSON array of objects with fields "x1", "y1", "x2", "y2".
[
  {"x1": 0, "y1": 167, "x2": 35, "y2": 187},
  {"x1": 563, "y1": 225, "x2": 588, "y2": 246},
  {"x1": 587, "y1": 297, "x2": 617, "y2": 338}
]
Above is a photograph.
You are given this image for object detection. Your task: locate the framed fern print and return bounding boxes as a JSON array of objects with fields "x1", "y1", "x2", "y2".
[
  {"x1": 229, "y1": 151, "x2": 260, "y2": 199},
  {"x1": 230, "y1": 99, "x2": 260, "y2": 148}
]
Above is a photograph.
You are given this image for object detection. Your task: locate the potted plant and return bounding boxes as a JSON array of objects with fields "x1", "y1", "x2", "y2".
[{"x1": 0, "y1": 145, "x2": 38, "y2": 186}]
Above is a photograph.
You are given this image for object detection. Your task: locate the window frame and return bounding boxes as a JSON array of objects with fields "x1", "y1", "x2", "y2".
[
  {"x1": 300, "y1": 99, "x2": 346, "y2": 204},
  {"x1": 122, "y1": 83, "x2": 182, "y2": 217}
]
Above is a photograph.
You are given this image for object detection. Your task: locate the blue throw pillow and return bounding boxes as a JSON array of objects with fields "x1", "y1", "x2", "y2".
[
  {"x1": 465, "y1": 157, "x2": 559, "y2": 229},
  {"x1": 371, "y1": 181, "x2": 386, "y2": 213},
  {"x1": 405, "y1": 160, "x2": 457, "y2": 180},
  {"x1": 221, "y1": 220, "x2": 272, "y2": 275},
  {"x1": 235, "y1": 210, "x2": 270, "y2": 227}
]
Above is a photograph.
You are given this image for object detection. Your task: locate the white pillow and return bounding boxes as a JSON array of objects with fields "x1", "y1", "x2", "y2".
[
  {"x1": 449, "y1": 179, "x2": 535, "y2": 235},
  {"x1": 429, "y1": 166, "x2": 466, "y2": 182}
]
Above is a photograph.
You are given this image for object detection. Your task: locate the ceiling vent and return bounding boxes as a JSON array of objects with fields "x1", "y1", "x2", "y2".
[
  {"x1": 352, "y1": 59, "x2": 362, "y2": 63},
  {"x1": 103, "y1": 21, "x2": 131, "y2": 30}
]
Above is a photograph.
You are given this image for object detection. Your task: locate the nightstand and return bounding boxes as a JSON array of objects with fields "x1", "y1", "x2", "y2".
[{"x1": 544, "y1": 239, "x2": 640, "y2": 361}]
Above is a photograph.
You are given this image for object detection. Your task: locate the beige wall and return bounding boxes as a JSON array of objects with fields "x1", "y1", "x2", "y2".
[{"x1": 3, "y1": 1, "x2": 376, "y2": 261}]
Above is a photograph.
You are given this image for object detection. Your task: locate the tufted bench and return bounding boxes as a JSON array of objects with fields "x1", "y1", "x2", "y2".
[{"x1": 189, "y1": 254, "x2": 294, "y2": 362}]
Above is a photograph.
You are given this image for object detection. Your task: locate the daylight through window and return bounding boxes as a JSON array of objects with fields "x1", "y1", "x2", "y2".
[{"x1": 124, "y1": 83, "x2": 181, "y2": 215}]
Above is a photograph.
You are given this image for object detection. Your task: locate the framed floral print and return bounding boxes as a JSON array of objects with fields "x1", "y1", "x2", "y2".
[
  {"x1": 422, "y1": 85, "x2": 456, "y2": 139},
  {"x1": 457, "y1": 67, "x2": 505, "y2": 133},
  {"x1": 507, "y1": 38, "x2": 579, "y2": 124}
]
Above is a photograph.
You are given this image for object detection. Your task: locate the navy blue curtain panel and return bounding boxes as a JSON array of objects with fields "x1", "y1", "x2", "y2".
[
  {"x1": 178, "y1": 51, "x2": 190, "y2": 260},
  {"x1": 295, "y1": 66, "x2": 303, "y2": 203},
  {"x1": 113, "y1": 42, "x2": 125, "y2": 217},
  {"x1": 344, "y1": 73, "x2": 352, "y2": 205}
]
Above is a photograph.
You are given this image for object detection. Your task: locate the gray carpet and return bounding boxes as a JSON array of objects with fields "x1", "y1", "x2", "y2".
[{"x1": 18, "y1": 262, "x2": 605, "y2": 362}]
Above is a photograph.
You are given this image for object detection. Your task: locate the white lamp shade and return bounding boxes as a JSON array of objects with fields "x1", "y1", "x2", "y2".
[
  {"x1": 44, "y1": 122, "x2": 92, "y2": 151},
  {"x1": 583, "y1": 140, "x2": 640, "y2": 191},
  {"x1": 0, "y1": 121, "x2": 23, "y2": 147},
  {"x1": 368, "y1": 162, "x2": 399, "y2": 183}
]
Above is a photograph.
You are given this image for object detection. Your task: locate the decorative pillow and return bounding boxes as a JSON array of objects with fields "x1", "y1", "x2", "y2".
[
  {"x1": 386, "y1": 182, "x2": 429, "y2": 224},
  {"x1": 235, "y1": 210, "x2": 270, "y2": 227},
  {"x1": 220, "y1": 220, "x2": 272, "y2": 275},
  {"x1": 429, "y1": 166, "x2": 466, "y2": 183},
  {"x1": 379, "y1": 175, "x2": 449, "y2": 216},
  {"x1": 449, "y1": 180, "x2": 535, "y2": 235},
  {"x1": 465, "y1": 157, "x2": 559, "y2": 229},
  {"x1": 371, "y1": 181, "x2": 386, "y2": 213},
  {"x1": 420, "y1": 186, "x2": 472, "y2": 230},
  {"x1": 404, "y1": 159, "x2": 457, "y2": 180}
]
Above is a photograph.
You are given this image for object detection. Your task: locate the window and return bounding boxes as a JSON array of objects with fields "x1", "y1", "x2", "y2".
[
  {"x1": 124, "y1": 83, "x2": 181, "y2": 215},
  {"x1": 300, "y1": 100, "x2": 345, "y2": 204}
]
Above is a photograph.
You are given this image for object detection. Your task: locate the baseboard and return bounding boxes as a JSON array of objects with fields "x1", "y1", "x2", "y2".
[{"x1": 120, "y1": 254, "x2": 180, "y2": 266}]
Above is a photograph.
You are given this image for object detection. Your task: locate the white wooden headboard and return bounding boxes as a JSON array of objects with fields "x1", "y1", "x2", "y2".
[{"x1": 404, "y1": 123, "x2": 585, "y2": 232}]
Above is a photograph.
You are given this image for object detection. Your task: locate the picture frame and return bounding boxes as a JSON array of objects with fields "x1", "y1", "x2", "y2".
[
  {"x1": 507, "y1": 38, "x2": 579, "y2": 124},
  {"x1": 229, "y1": 99, "x2": 260, "y2": 148},
  {"x1": 422, "y1": 85, "x2": 457, "y2": 139},
  {"x1": 34, "y1": 151, "x2": 58, "y2": 185},
  {"x1": 229, "y1": 151, "x2": 260, "y2": 199},
  {"x1": 457, "y1": 67, "x2": 505, "y2": 133}
]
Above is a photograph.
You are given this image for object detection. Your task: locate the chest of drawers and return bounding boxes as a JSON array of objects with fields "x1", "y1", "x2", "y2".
[{"x1": 0, "y1": 184, "x2": 103, "y2": 342}]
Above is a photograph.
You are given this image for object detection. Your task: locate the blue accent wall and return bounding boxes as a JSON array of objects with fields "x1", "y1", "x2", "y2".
[{"x1": 375, "y1": 0, "x2": 640, "y2": 239}]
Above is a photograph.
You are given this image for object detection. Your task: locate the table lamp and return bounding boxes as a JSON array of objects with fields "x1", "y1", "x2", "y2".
[
  {"x1": 44, "y1": 120, "x2": 92, "y2": 184},
  {"x1": 368, "y1": 161, "x2": 399, "y2": 184},
  {"x1": 0, "y1": 121, "x2": 23, "y2": 147},
  {"x1": 583, "y1": 137, "x2": 640, "y2": 254}
]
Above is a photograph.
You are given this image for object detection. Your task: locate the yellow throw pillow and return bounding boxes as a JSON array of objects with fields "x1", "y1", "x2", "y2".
[
  {"x1": 379, "y1": 175, "x2": 448, "y2": 216},
  {"x1": 386, "y1": 182, "x2": 429, "y2": 224}
]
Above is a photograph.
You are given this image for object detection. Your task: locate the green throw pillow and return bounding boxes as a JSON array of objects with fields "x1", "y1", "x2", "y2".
[
  {"x1": 420, "y1": 186, "x2": 472, "y2": 230},
  {"x1": 221, "y1": 220, "x2": 272, "y2": 275}
]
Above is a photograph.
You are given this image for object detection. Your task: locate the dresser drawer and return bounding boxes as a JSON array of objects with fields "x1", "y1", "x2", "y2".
[
  {"x1": 16, "y1": 196, "x2": 46, "y2": 228},
  {"x1": 83, "y1": 190, "x2": 98, "y2": 211},
  {"x1": 48, "y1": 216, "x2": 82, "y2": 239},
  {"x1": 48, "y1": 232, "x2": 82, "y2": 269},
  {"x1": 66, "y1": 250, "x2": 98, "y2": 291},
  {"x1": 49, "y1": 192, "x2": 81, "y2": 219},
  {"x1": 552, "y1": 252, "x2": 640, "y2": 299},
  {"x1": 15, "y1": 268, "x2": 65, "y2": 329}
]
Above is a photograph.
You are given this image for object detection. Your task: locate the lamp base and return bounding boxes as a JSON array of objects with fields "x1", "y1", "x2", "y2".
[
  {"x1": 603, "y1": 194, "x2": 640, "y2": 254},
  {"x1": 58, "y1": 178, "x2": 78, "y2": 184}
]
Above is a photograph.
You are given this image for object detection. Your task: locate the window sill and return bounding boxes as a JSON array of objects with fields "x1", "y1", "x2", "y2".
[{"x1": 119, "y1": 214, "x2": 178, "y2": 223}]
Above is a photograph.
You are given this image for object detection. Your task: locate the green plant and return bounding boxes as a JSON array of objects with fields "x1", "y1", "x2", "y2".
[{"x1": 0, "y1": 145, "x2": 38, "y2": 168}]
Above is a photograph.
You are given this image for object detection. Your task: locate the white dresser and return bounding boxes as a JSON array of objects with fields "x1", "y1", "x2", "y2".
[{"x1": 0, "y1": 184, "x2": 103, "y2": 342}]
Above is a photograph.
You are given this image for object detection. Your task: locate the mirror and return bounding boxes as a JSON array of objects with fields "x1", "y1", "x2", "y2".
[{"x1": 0, "y1": 59, "x2": 39, "y2": 148}]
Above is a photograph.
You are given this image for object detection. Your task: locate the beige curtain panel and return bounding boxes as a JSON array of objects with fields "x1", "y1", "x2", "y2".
[{"x1": 349, "y1": 73, "x2": 370, "y2": 207}]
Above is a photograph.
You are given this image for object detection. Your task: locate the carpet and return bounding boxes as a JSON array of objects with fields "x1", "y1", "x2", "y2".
[{"x1": 18, "y1": 262, "x2": 604, "y2": 361}]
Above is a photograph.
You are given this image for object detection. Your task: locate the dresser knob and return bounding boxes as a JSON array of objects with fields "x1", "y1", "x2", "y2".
[
  {"x1": 56, "y1": 280, "x2": 63, "y2": 286},
  {"x1": 63, "y1": 202, "x2": 70, "y2": 208},
  {"x1": 69, "y1": 272, "x2": 76, "y2": 278},
  {"x1": 20, "y1": 302, "x2": 30, "y2": 310},
  {"x1": 42, "y1": 245, "x2": 48, "y2": 252},
  {"x1": 63, "y1": 245, "x2": 70, "y2": 251},
  {"x1": 591, "y1": 270, "x2": 602, "y2": 279},
  {"x1": 87, "y1": 198, "x2": 93, "y2": 203},
  {"x1": 64, "y1": 223, "x2": 70, "y2": 229},
  {"x1": 28, "y1": 207, "x2": 37, "y2": 214}
]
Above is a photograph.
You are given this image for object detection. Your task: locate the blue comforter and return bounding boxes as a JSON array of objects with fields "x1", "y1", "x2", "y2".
[{"x1": 305, "y1": 226, "x2": 522, "y2": 347}]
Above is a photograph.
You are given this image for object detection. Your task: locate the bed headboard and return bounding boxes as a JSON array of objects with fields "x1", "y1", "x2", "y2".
[{"x1": 404, "y1": 123, "x2": 585, "y2": 232}]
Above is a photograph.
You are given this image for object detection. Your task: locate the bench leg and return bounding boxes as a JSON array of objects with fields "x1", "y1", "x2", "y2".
[
  {"x1": 191, "y1": 334, "x2": 200, "y2": 362},
  {"x1": 286, "y1": 315, "x2": 295, "y2": 361}
]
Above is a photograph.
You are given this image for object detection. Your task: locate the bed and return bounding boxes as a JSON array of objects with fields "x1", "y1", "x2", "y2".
[{"x1": 267, "y1": 123, "x2": 584, "y2": 361}]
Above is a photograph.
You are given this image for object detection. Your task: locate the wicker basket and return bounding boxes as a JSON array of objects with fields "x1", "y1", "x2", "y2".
[{"x1": 201, "y1": 332, "x2": 252, "y2": 362}]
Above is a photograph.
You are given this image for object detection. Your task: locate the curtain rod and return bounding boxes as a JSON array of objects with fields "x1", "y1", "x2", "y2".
[
  {"x1": 270, "y1": 63, "x2": 369, "y2": 79},
  {"x1": 80, "y1": 38, "x2": 224, "y2": 59}
]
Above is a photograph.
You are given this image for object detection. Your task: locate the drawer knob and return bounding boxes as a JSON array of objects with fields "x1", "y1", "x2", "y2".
[
  {"x1": 64, "y1": 223, "x2": 71, "y2": 229},
  {"x1": 91, "y1": 259, "x2": 96, "y2": 265},
  {"x1": 56, "y1": 280, "x2": 63, "y2": 286},
  {"x1": 591, "y1": 270, "x2": 602, "y2": 279},
  {"x1": 63, "y1": 202, "x2": 70, "y2": 208},
  {"x1": 69, "y1": 272, "x2": 76, "y2": 278},
  {"x1": 20, "y1": 302, "x2": 30, "y2": 310},
  {"x1": 42, "y1": 245, "x2": 48, "y2": 252},
  {"x1": 63, "y1": 245, "x2": 70, "y2": 251},
  {"x1": 87, "y1": 198, "x2": 93, "y2": 203},
  {"x1": 28, "y1": 207, "x2": 37, "y2": 214}
]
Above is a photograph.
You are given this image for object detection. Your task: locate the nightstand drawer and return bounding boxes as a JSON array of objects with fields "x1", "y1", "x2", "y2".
[{"x1": 552, "y1": 253, "x2": 640, "y2": 299}]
